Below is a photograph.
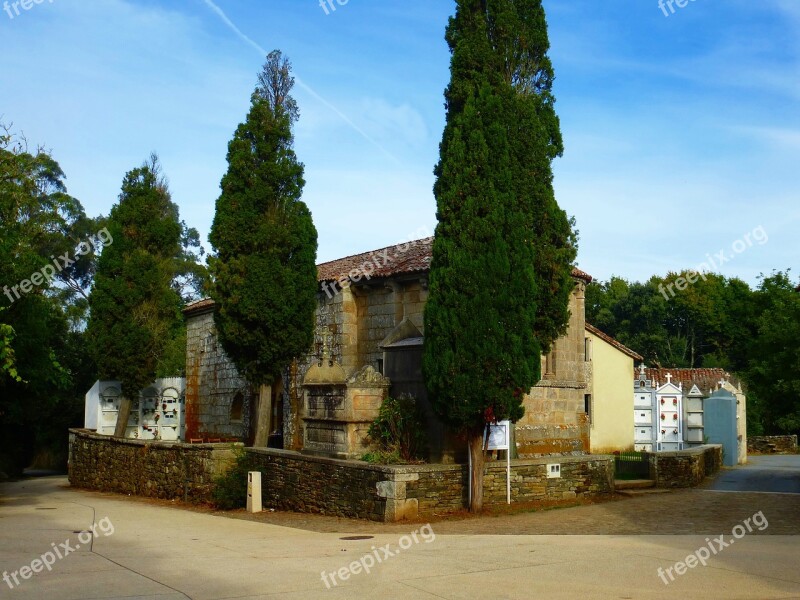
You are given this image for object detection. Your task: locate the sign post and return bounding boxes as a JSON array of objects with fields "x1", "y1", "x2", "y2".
[{"x1": 485, "y1": 420, "x2": 512, "y2": 504}]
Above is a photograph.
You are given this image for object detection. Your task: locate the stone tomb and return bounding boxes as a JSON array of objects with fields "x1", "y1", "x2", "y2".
[{"x1": 301, "y1": 355, "x2": 390, "y2": 459}]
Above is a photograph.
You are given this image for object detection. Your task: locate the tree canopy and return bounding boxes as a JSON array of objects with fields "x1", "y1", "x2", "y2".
[
  {"x1": 209, "y1": 51, "x2": 318, "y2": 387},
  {"x1": 423, "y1": 0, "x2": 575, "y2": 511},
  {"x1": 586, "y1": 269, "x2": 800, "y2": 436},
  {"x1": 87, "y1": 155, "x2": 186, "y2": 400}
]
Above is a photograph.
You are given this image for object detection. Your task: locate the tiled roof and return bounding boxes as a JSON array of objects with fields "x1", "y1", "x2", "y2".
[
  {"x1": 186, "y1": 237, "x2": 593, "y2": 313},
  {"x1": 182, "y1": 297, "x2": 215, "y2": 315},
  {"x1": 571, "y1": 267, "x2": 593, "y2": 283},
  {"x1": 640, "y1": 367, "x2": 741, "y2": 393},
  {"x1": 317, "y1": 237, "x2": 434, "y2": 282},
  {"x1": 318, "y1": 236, "x2": 592, "y2": 283},
  {"x1": 585, "y1": 323, "x2": 643, "y2": 360}
]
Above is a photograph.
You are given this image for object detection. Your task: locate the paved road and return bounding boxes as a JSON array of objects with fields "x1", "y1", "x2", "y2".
[
  {"x1": 707, "y1": 455, "x2": 800, "y2": 494},
  {"x1": 1, "y1": 477, "x2": 799, "y2": 599}
]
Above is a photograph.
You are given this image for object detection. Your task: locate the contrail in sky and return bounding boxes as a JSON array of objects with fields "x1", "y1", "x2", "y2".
[{"x1": 201, "y1": 0, "x2": 400, "y2": 164}]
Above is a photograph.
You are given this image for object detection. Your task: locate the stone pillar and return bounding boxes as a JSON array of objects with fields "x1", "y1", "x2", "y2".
[{"x1": 339, "y1": 286, "x2": 360, "y2": 375}]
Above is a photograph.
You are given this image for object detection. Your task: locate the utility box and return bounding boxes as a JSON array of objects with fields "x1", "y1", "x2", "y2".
[{"x1": 247, "y1": 471, "x2": 262, "y2": 513}]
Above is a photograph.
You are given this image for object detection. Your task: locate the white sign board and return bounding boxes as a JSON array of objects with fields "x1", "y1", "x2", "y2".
[
  {"x1": 482, "y1": 420, "x2": 512, "y2": 504},
  {"x1": 486, "y1": 420, "x2": 510, "y2": 450}
]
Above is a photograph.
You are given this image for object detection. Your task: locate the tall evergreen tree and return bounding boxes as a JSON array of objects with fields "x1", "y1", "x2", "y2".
[
  {"x1": 209, "y1": 51, "x2": 317, "y2": 443},
  {"x1": 423, "y1": 0, "x2": 575, "y2": 511},
  {"x1": 87, "y1": 155, "x2": 184, "y2": 435}
]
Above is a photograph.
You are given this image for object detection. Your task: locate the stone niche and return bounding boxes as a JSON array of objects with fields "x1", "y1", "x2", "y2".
[{"x1": 301, "y1": 362, "x2": 390, "y2": 459}]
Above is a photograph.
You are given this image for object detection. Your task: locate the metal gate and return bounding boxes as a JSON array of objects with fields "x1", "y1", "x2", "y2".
[{"x1": 614, "y1": 451, "x2": 652, "y2": 479}]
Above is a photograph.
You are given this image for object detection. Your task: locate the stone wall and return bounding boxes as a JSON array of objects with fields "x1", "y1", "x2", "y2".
[
  {"x1": 247, "y1": 448, "x2": 394, "y2": 520},
  {"x1": 246, "y1": 448, "x2": 614, "y2": 522},
  {"x1": 184, "y1": 303, "x2": 251, "y2": 441},
  {"x1": 747, "y1": 435, "x2": 798, "y2": 455},
  {"x1": 516, "y1": 280, "x2": 589, "y2": 457},
  {"x1": 651, "y1": 445, "x2": 723, "y2": 488},
  {"x1": 68, "y1": 429, "x2": 240, "y2": 503},
  {"x1": 68, "y1": 429, "x2": 614, "y2": 521}
]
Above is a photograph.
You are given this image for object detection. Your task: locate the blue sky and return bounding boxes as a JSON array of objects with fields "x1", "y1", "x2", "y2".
[{"x1": 2, "y1": 0, "x2": 798, "y2": 285}]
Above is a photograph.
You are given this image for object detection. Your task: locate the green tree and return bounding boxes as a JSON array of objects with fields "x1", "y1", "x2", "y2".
[
  {"x1": 209, "y1": 51, "x2": 317, "y2": 445},
  {"x1": 423, "y1": 0, "x2": 575, "y2": 512},
  {"x1": 744, "y1": 271, "x2": 800, "y2": 435},
  {"x1": 87, "y1": 155, "x2": 184, "y2": 435},
  {"x1": 0, "y1": 126, "x2": 94, "y2": 475},
  {"x1": 586, "y1": 272, "x2": 757, "y2": 370}
]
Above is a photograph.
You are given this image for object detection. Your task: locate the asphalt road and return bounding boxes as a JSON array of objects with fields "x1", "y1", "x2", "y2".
[
  {"x1": 1, "y1": 476, "x2": 799, "y2": 599},
  {"x1": 707, "y1": 455, "x2": 800, "y2": 494}
]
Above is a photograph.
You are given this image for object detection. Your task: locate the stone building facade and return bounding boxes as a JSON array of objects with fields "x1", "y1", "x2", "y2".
[
  {"x1": 515, "y1": 277, "x2": 590, "y2": 456},
  {"x1": 183, "y1": 298, "x2": 253, "y2": 442},
  {"x1": 184, "y1": 236, "x2": 597, "y2": 460}
]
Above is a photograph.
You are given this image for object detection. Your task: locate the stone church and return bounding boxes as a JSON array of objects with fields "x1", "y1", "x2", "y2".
[{"x1": 183, "y1": 236, "x2": 595, "y2": 462}]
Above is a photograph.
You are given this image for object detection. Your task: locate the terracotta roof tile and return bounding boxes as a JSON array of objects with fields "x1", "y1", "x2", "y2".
[
  {"x1": 317, "y1": 236, "x2": 591, "y2": 283},
  {"x1": 317, "y1": 237, "x2": 434, "y2": 282},
  {"x1": 187, "y1": 237, "x2": 592, "y2": 312},
  {"x1": 585, "y1": 323, "x2": 643, "y2": 360},
  {"x1": 182, "y1": 297, "x2": 215, "y2": 315},
  {"x1": 640, "y1": 367, "x2": 741, "y2": 393}
]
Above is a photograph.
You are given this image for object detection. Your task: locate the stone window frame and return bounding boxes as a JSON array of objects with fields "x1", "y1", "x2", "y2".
[{"x1": 230, "y1": 392, "x2": 245, "y2": 424}]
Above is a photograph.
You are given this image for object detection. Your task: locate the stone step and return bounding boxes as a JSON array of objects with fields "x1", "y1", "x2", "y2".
[{"x1": 615, "y1": 479, "x2": 655, "y2": 490}]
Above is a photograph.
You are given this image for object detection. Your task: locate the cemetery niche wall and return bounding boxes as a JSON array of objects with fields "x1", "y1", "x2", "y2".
[{"x1": 84, "y1": 378, "x2": 186, "y2": 442}]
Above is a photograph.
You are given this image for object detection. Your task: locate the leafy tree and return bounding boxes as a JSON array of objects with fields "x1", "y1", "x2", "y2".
[
  {"x1": 87, "y1": 155, "x2": 185, "y2": 434},
  {"x1": 743, "y1": 271, "x2": 800, "y2": 435},
  {"x1": 423, "y1": 0, "x2": 575, "y2": 512},
  {"x1": 209, "y1": 51, "x2": 317, "y2": 444},
  {"x1": 0, "y1": 126, "x2": 94, "y2": 475},
  {"x1": 0, "y1": 315, "x2": 21, "y2": 383}
]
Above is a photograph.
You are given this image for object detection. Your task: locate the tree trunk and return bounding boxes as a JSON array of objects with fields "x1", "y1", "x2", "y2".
[
  {"x1": 468, "y1": 431, "x2": 486, "y2": 513},
  {"x1": 253, "y1": 384, "x2": 272, "y2": 448},
  {"x1": 114, "y1": 397, "x2": 132, "y2": 438}
]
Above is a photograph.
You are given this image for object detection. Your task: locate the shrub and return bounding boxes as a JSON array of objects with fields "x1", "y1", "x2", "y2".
[
  {"x1": 212, "y1": 447, "x2": 251, "y2": 510},
  {"x1": 365, "y1": 395, "x2": 427, "y2": 463},
  {"x1": 361, "y1": 448, "x2": 402, "y2": 465}
]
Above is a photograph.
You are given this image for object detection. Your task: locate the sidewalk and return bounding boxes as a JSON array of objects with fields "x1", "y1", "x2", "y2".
[{"x1": 1, "y1": 477, "x2": 799, "y2": 599}]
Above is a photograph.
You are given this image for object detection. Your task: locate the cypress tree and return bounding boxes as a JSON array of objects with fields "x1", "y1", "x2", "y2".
[
  {"x1": 87, "y1": 156, "x2": 184, "y2": 436},
  {"x1": 209, "y1": 51, "x2": 317, "y2": 443},
  {"x1": 423, "y1": 0, "x2": 576, "y2": 511}
]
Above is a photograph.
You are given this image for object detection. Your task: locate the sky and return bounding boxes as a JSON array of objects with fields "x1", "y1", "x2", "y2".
[{"x1": 2, "y1": 0, "x2": 798, "y2": 286}]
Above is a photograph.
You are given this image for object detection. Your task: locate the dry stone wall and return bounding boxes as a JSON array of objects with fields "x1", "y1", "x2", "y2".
[
  {"x1": 747, "y1": 436, "x2": 797, "y2": 455},
  {"x1": 68, "y1": 429, "x2": 240, "y2": 503},
  {"x1": 651, "y1": 445, "x2": 723, "y2": 488}
]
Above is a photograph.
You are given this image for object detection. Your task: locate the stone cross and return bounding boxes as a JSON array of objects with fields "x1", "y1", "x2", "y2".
[{"x1": 665, "y1": 372, "x2": 672, "y2": 384}]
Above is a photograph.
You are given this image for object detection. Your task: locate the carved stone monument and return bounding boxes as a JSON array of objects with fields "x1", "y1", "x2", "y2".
[{"x1": 301, "y1": 341, "x2": 390, "y2": 459}]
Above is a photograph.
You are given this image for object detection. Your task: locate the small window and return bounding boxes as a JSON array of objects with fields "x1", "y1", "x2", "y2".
[
  {"x1": 584, "y1": 337, "x2": 592, "y2": 362},
  {"x1": 230, "y1": 393, "x2": 244, "y2": 423},
  {"x1": 545, "y1": 351, "x2": 556, "y2": 377},
  {"x1": 376, "y1": 358, "x2": 384, "y2": 375},
  {"x1": 584, "y1": 394, "x2": 592, "y2": 423}
]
